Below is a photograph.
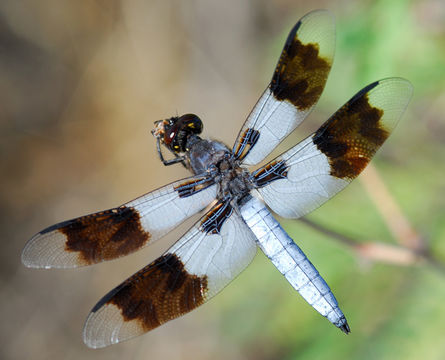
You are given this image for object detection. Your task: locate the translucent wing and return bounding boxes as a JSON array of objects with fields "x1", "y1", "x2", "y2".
[
  {"x1": 252, "y1": 78, "x2": 413, "y2": 218},
  {"x1": 22, "y1": 175, "x2": 217, "y2": 268},
  {"x1": 83, "y1": 200, "x2": 257, "y2": 348},
  {"x1": 233, "y1": 10, "x2": 335, "y2": 166}
]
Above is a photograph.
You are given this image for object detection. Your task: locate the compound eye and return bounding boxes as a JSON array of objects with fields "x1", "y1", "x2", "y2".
[{"x1": 179, "y1": 114, "x2": 203, "y2": 135}]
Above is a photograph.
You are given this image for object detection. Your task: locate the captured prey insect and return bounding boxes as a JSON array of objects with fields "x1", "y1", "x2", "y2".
[{"x1": 22, "y1": 9, "x2": 412, "y2": 348}]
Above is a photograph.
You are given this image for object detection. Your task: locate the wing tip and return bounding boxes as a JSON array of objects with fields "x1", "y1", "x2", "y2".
[
  {"x1": 21, "y1": 233, "x2": 45, "y2": 269},
  {"x1": 302, "y1": 9, "x2": 335, "y2": 22},
  {"x1": 352, "y1": 77, "x2": 413, "y2": 102},
  {"x1": 82, "y1": 324, "x2": 105, "y2": 349},
  {"x1": 381, "y1": 77, "x2": 414, "y2": 103},
  {"x1": 347, "y1": 77, "x2": 413, "y2": 130},
  {"x1": 21, "y1": 231, "x2": 79, "y2": 269},
  {"x1": 299, "y1": 9, "x2": 336, "y2": 40},
  {"x1": 370, "y1": 77, "x2": 414, "y2": 126},
  {"x1": 82, "y1": 302, "x2": 142, "y2": 349},
  {"x1": 82, "y1": 308, "x2": 113, "y2": 349},
  {"x1": 377, "y1": 77, "x2": 413, "y2": 93},
  {"x1": 287, "y1": 9, "x2": 336, "y2": 48},
  {"x1": 82, "y1": 286, "x2": 127, "y2": 348}
]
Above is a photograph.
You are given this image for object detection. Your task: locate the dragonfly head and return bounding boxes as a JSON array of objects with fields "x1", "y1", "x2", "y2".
[{"x1": 152, "y1": 114, "x2": 203, "y2": 153}]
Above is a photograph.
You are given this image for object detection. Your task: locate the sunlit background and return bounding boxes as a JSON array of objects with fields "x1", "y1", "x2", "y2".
[{"x1": 2, "y1": 0, "x2": 445, "y2": 359}]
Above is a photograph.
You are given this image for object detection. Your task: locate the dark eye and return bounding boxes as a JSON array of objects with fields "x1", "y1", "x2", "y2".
[{"x1": 179, "y1": 114, "x2": 203, "y2": 135}]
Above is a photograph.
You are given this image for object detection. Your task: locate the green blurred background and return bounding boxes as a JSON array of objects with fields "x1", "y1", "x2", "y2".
[{"x1": 1, "y1": 0, "x2": 444, "y2": 359}]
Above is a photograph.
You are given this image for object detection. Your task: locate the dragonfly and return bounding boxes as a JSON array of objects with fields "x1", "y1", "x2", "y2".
[{"x1": 22, "y1": 9, "x2": 412, "y2": 348}]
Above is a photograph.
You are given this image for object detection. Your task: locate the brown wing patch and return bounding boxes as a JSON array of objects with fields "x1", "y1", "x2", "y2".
[
  {"x1": 271, "y1": 24, "x2": 331, "y2": 110},
  {"x1": 252, "y1": 160, "x2": 288, "y2": 188},
  {"x1": 95, "y1": 253, "x2": 208, "y2": 332},
  {"x1": 313, "y1": 81, "x2": 387, "y2": 179},
  {"x1": 48, "y1": 206, "x2": 151, "y2": 265}
]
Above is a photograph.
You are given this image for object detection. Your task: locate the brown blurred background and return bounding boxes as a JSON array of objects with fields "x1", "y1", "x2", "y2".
[{"x1": 2, "y1": 0, "x2": 445, "y2": 359}]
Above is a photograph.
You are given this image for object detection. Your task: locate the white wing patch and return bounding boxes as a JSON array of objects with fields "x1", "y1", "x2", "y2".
[{"x1": 257, "y1": 137, "x2": 348, "y2": 219}]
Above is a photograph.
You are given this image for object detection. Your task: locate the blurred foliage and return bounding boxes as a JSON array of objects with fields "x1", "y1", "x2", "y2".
[{"x1": 2, "y1": 0, "x2": 445, "y2": 360}]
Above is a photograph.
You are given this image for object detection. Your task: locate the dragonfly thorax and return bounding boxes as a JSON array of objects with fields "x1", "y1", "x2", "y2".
[
  {"x1": 187, "y1": 138, "x2": 230, "y2": 175},
  {"x1": 187, "y1": 137, "x2": 252, "y2": 201}
]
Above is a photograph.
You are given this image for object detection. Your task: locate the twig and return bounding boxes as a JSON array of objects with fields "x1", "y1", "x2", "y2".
[
  {"x1": 360, "y1": 164, "x2": 424, "y2": 250},
  {"x1": 298, "y1": 217, "x2": 445, "y2": 272},
  {"x1": 297, "y1": 217, "x2": 358, "y2": 248}
]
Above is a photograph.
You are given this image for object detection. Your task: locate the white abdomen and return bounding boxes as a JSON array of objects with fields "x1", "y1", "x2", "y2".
[{"x1": 239, "y1": 195, "x2": 349, "y2": 332}]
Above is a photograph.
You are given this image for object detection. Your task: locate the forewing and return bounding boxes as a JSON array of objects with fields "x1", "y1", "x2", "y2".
[
  {"x1": 233, "y1": 10, "x2": 335, "y2": 165},
  {"x1": 82, "y1": 200, "x2": 257, "y2": 348},
  {"x1": 252, "y1": 78, "x2": 413, "y2": 218},
  {"x1": 22, "y1": 175, "x2": 217, "y2": 268}
]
